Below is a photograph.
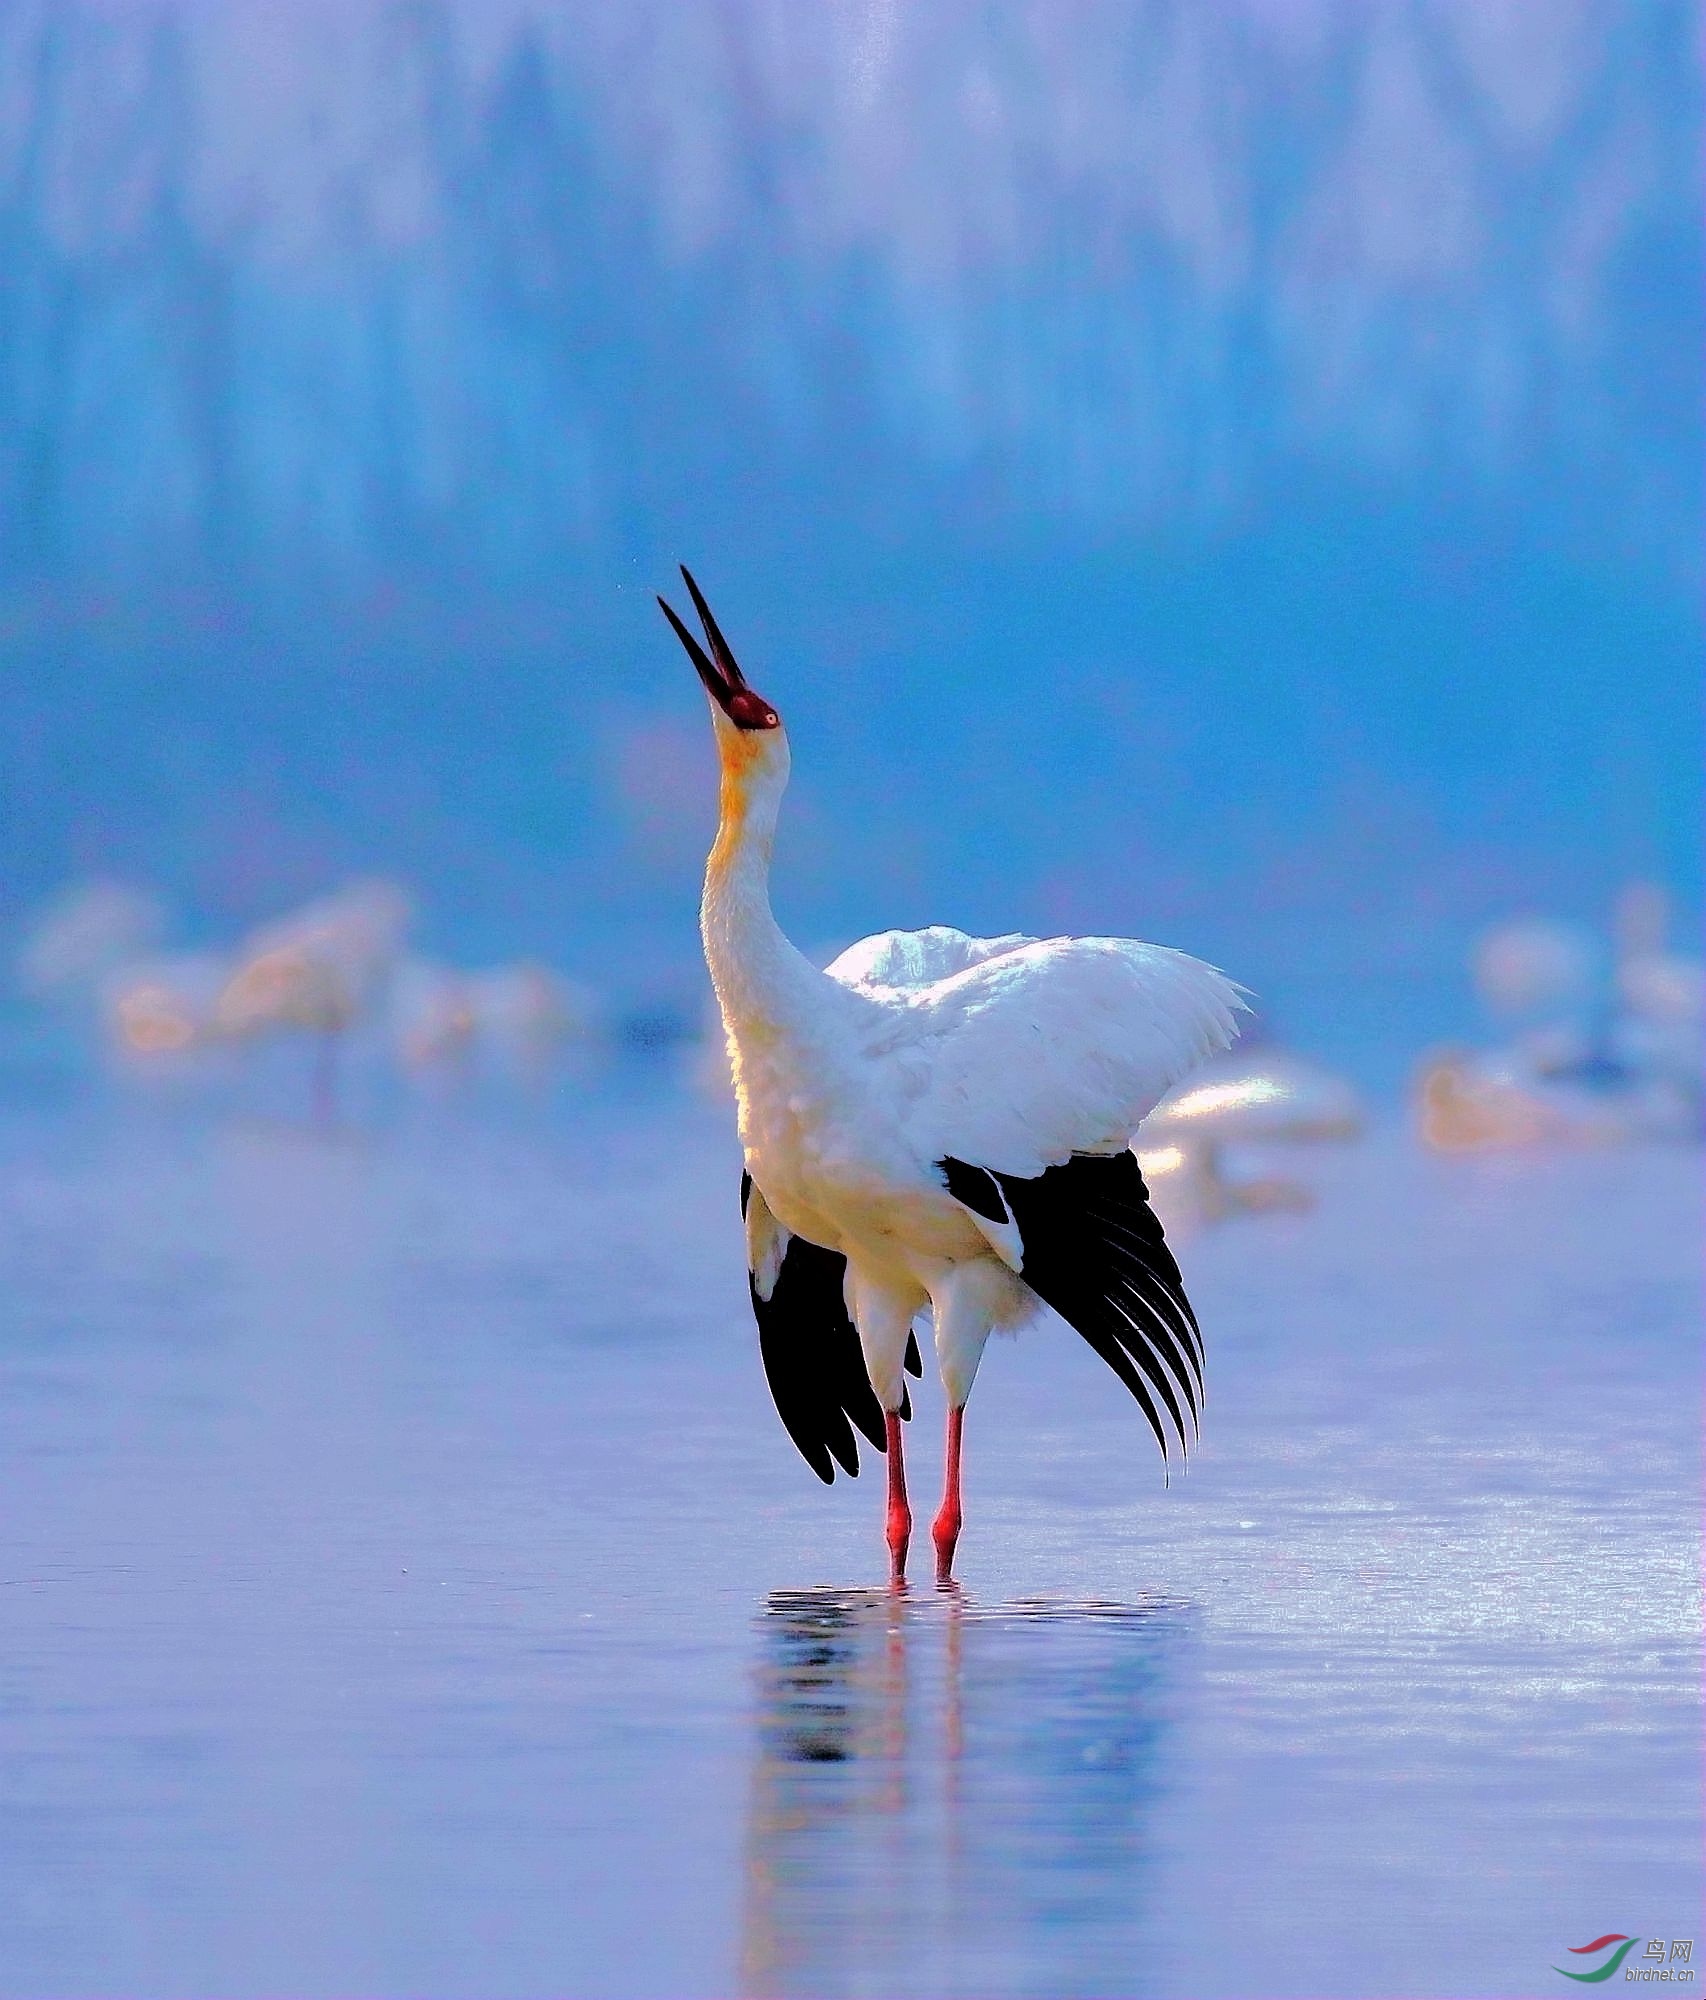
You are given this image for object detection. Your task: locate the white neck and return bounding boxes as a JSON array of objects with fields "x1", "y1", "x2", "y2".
[{"x1": 700, "y1": 728, "x2": 825, "y2": 1042}]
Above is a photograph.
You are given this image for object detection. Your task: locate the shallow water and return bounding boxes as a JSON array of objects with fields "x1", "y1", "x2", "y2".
[{"x1": 1, "y1": 1085, "x2": 1699, "y2": 1998}]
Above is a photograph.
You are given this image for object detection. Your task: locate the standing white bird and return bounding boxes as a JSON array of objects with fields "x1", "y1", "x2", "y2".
[{"x1": 659, "y1": 570, "x2": 1245, "y2": 1581}]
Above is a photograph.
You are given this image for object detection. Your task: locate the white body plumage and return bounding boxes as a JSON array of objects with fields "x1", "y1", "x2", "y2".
[{"x1": 701, "y1": 685, "x2": 1241, "y2": 1410}]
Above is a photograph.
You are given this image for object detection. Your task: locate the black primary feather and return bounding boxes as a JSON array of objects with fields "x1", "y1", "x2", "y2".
[
  {"x1": 940, "y1": 1156, "x2": 1008, "y2": 1223},
  {"x1": 740, "y1": 1172, "x2": 918, "y2": 1483},
  {"x1": 938, "y1": 1150, "x2": 1203, "y2": 1463}
]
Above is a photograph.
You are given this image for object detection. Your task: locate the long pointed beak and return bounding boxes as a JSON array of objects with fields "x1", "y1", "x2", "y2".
[{"x1": 657, "y1": 565, "x2": 748, "y2": 713}]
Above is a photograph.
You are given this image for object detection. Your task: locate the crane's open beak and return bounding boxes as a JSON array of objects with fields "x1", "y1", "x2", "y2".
[{"x1": 657, "y1": 568, "x2": 780, "y2": 731}]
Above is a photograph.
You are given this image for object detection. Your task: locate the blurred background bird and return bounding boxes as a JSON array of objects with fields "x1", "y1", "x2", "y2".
[
  {"x1": 1138, "y1": 1045, "x2": 1366, "y2": 1225},
  {"x1": 1416, "y1": 883, "x2": 1703, "y2": 1150}
]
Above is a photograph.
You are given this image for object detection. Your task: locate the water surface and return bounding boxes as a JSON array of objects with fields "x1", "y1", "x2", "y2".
[{"x1": 1, "y1": 1089, "x2": 1698, "y2": 1996}]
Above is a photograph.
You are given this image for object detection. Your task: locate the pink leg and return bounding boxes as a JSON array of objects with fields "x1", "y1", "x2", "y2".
[
  {"x1": 932, "y1": 1405, "x2": 965, "y2": 1582},
  {"x1": 885, "y1": 1411, "x2": 911, "y2": 1580}
]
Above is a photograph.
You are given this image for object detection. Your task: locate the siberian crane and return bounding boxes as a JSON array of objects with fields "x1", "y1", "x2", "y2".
[{"x1": 659, "y1": 570, "x2": 1244, "y2": 1581}]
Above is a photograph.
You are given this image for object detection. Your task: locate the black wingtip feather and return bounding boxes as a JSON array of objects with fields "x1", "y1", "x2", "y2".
[
  {"x1": 940, "y1": 1157, "x2": 1007, "y2": 1223},
  {"x1": 940, "y1": 1149, "x2": 1204, "y2": 1467},
  {"x1": 744, "y1": 1173, "x2": 900, "y2": 1484}
]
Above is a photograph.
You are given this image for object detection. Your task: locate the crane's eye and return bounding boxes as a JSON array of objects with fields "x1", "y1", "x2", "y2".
[{"x1": 727, "y1": 691, "x2": 780, "y2": 731}]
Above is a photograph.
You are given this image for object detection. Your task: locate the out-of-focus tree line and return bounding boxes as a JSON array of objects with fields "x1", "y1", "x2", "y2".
[{"x1": 0, "y1": 0, "x2": 1695, "y2": 585}]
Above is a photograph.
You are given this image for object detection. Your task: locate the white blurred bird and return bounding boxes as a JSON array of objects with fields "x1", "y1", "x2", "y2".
[
  {"x1": 393, "y1": 959, "x2": 590, "y2": 1074},
  {"x1": 1611, "y1": 883, "x2": 1702, "y2": 1124},
  {"x1": 215, "y1": 879, "x2": 411, "y2": 1115},
  {"x1": 1472, "y1": 915, "x2": 1601, "y2": 1027},
  {"x1": 1138, "y1": 1049, "x2": 1365, "y2": 1222},
  {"x1": 102, "y1": 951, "x2": 228, "y2": 1059},
  {"x1": 659, "y1": 569, "x2": 1244, "y2": 1581},
  {"x1": 1425, "y1": 889, "x2": 1703, "y2": 1150}
]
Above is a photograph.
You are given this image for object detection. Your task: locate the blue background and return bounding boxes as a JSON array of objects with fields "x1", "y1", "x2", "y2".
[{"x1": 1, "y1": 0, "x2": 1699, "y2": 1081}]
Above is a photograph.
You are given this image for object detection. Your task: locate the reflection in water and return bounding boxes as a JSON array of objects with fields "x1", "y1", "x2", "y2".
[{"x1": 739, "y1": 1587, "x2": 1193, "y2": 1999}]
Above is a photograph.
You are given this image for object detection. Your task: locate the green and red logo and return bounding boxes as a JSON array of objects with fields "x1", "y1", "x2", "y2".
[
  {"x1": 1558, "y1": 1935, "x2": 1697, "y2": 1984},
  {"x1": 1555, "y1": 1937, "x2": 1640, "y2": 1983}
]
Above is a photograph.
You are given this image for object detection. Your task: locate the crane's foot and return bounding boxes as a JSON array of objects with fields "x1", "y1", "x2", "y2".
[
  {"x1": 932, "y1": 1507, "x2": 961, "y2": 1584},
  {"x1": 886, "y1": 1503, "x2": 911, "y2": 1580}
]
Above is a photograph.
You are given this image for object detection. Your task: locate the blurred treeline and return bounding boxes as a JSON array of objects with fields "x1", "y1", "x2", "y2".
[{"x1": 0, "y1": 2, "x2": 1698, "y2": 1065}]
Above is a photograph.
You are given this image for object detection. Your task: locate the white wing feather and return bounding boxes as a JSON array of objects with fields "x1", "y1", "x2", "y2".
[
  {"x1": 743, "y1": 1176, "x2": 788, "y2": 1303},
  {"x1": 830, "y1": 927, "x2": 1246, "y2": 1180},
  {"x1": 826, "y1": 925, "x2": 1037, "y2": 991}
]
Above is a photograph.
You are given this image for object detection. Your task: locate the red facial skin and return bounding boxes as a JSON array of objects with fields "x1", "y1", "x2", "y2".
[
  {"x1": 725, "y1": 689, "x2": 780, "y2": 731},
  {"x1": 657, "y1": 571, "x2": 780, "y2": 729}
]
